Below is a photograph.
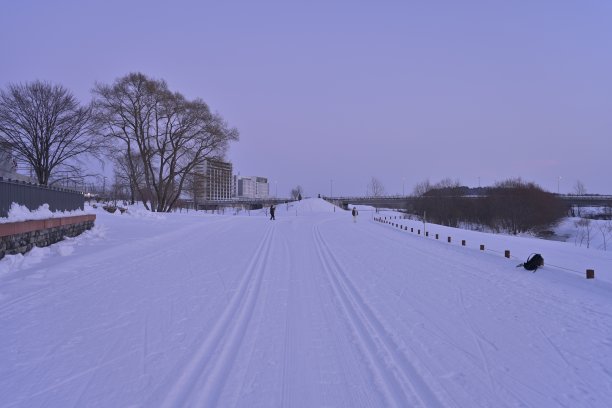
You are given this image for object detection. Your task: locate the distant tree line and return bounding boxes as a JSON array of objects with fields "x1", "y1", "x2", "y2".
[
  {"x1": 0, "y1": 73, "x2": 239, "y2": 212},
  {"x1": 412, "y1": 178, "x2": 568, "y2": 234}
]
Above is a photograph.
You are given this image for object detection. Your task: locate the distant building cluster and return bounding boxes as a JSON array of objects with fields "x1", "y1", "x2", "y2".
[
  {"x1": 192, "y1": 158, "x2": 270, "y2": 202},
  {"x1": 0, "y1": 142, "x2": 32, "y2": 182}
]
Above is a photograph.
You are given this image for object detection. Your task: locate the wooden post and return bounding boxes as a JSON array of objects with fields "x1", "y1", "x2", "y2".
[
  {"x1": 436, "y1": 234, "x2": 439, "y2": 239},
  {"x1": 586, "y1": 269, "x2": 595, "y2": 279},
  {"x1": 426, "y1": 232, "x2": 429, "y2": 237},
  {"x1": 480, "y1": 244, "x2": 485, "y2": 251},
  {"x1": 411, "y1": 228, "x2": 413, "y2": 232},
  {"x1": 505, "y1": 250, "x2": 510, "y2": 258},
  {"x1": 461, "y1": 240, "x2": 466, "y2": 246},
  {"x1": 447, "y1": 236, "x2": 451, "y2": 243},
  {"x1": 418, "y1": 229, "x2": 421, "y2": 235}
]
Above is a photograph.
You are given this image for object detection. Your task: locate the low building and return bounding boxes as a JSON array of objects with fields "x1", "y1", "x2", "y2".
[{"x1": 235, "y1": 176, "x2": 269, "y2": 199}]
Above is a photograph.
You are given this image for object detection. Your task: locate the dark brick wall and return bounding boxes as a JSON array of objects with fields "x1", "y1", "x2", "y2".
[{"x1": 0, "y1": 215, "x2": 95, "y2": 260}]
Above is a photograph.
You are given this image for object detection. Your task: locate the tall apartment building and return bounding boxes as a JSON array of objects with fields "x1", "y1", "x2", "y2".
[
  {"x1": 235, "y1": 176, "x2": 269, "y2": 199},
  {"x1": 194, "y1": 158, "x2": 233, "y2": 201}
]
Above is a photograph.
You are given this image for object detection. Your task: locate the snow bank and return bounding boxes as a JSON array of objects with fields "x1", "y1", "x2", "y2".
[
  {"x1": 0, "y1": 203, "x2": 91, "y2": 224},
  {"x1": 0, "y1": 224, "x2": 106, "y2": 276}
]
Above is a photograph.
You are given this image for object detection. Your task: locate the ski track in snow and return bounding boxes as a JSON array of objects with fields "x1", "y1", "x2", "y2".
[
  {"x1": 157, "y1": 225, "x2": 276, "y2": 407},
  {"x1": 313, "y1": 222, "x2": 445, "y2": 408}
]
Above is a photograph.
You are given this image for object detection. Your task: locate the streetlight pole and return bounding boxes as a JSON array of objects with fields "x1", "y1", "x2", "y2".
[
  {"x1": 275, "y1": 181, "x2": 278, "y2": 198},
  {"x1": 330, "y1": 179, "x2": 334, "y2": 212},
  {"x1": 402, "y1": 178, "x2": 405, "y2": 196},
  {"x1": 557, "y1": 176, "x2": 562, "y2": 194}
]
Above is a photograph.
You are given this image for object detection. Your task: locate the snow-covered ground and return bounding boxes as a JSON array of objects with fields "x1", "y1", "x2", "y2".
[{"x1": 1, "y1": 198, "x2": 611, "y2": 407}]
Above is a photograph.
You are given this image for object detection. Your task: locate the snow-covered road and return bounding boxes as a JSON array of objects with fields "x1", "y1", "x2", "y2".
[{"x1": 1, "y1": 199, "x2": 611, "y2": 407}]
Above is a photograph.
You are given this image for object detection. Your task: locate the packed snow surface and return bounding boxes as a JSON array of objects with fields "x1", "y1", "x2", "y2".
[{"x1": 1, "y1": 198, "x2": 611, "y2": 407}]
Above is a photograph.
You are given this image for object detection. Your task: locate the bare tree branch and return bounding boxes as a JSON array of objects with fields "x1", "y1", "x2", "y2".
[{"x1": 0, "y1": 81, "x2": 103, "y2": 185}]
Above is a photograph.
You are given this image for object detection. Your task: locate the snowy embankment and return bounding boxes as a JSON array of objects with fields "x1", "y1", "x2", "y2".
[
  {"x1": 368, "y1": 208, "x2": 612, "y2": 284},
  {"x1": 1, "y1": 199, "x2": 611, "y2": 407}
]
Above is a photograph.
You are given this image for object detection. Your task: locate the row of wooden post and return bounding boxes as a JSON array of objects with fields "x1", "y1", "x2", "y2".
[{"x1": 375, "y1": 216, "x2": 595, "y2": 279}]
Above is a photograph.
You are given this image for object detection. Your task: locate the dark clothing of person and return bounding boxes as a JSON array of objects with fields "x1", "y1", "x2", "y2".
[{"x1": 270, "y1": 205, "x2": 276, "y2": 220}]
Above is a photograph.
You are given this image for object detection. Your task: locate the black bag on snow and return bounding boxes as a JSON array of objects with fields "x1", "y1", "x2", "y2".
[{"x1": 518, "y1": 253, "x2": 544, "y2": 272}]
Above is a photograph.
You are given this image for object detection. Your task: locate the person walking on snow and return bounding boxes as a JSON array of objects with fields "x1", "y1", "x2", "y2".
[
  {"x1": 270, "y1": 204, "x2": 276, "y2": 220},
  {"x1": 352, "y1": 207, "x2": 358, "y2": 223}
]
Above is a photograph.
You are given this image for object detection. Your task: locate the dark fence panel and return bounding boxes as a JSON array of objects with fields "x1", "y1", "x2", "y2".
[{"x1": 0, "y1": 177, "x2": 84, "y2": 217}]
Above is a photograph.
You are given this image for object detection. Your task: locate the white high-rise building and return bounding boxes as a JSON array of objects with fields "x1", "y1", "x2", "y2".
[{"x1": 235, "y1": 176, "x2": 269, "y2": 199}]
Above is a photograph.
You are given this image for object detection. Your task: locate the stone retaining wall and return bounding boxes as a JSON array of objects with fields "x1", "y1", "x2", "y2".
[{"x1": 0, "y1": 214, "x2": 96, "y2": 260}]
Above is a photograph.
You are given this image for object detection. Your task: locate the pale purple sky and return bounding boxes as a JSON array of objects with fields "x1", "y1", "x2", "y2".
[{"x1": 2, "y1": 0, "x2": 611, "y2": 196}]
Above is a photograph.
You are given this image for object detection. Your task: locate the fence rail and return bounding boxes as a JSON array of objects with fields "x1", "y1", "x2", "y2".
[{"x1": 0, "y1": 177, "x2": 84, "y2": 217}]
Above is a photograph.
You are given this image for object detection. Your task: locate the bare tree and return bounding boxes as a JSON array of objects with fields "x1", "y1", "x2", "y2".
[
  {"x1": 412, "y1": 179, "x2": 431, "y2": 197},
  {"x1": 573, "y1": 180, "x2": 587, "y2": 195},
  {"x1": 574, "y1": 218, "x2": 593, "y2": 248},
  {"x1": 290, "y1": 185, "x2": 303, "y2": 200},
  {"x1": 572, "y1": 180, "x2": 587, "y2": 217},
  {"x1": 598, "y1": 221, "x2": 612, "y2": 251},
  {"x1": 92, "y1": 73, "x2": 239, "y2": 212},
  {"x1": 113, "y1": 151, "x2": 145, "y2": 205},
  {"x1": 184, "y1": 170, "x2": 205, "y2": 210},
  {"x1": 368, "y1": 177, "x2": 385, "y2": 197},
  {"x1": 0, "y1": 81, "x2": 102, "y2": 185}
]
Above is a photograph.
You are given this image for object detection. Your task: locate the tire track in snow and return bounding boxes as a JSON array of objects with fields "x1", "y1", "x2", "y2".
[
  {"x1": 312, "y1": 224, "x2": 445, "y2": 408},
  {"x1": 158, "y1": 224, "x2": 275, "y2": 408}
]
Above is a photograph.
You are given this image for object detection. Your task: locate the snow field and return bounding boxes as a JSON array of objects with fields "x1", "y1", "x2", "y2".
[{"x1": 1, "y1": 198, "x2": 611, "y2": 407}]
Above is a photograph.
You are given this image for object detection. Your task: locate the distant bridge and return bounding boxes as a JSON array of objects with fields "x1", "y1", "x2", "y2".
[
  {"x1": 193, "y1": 194, "x2": 612, "y2": 212},
  {"x1": 195, "y1": 197, "x2": 290, "y2": 210}
]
